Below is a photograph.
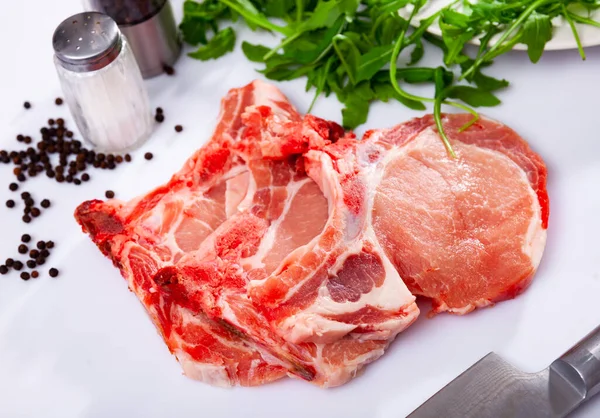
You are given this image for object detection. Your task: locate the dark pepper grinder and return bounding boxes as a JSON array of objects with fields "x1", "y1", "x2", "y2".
[{"x1": 82, "y1": 0, "x2": 181, "y2": 78}]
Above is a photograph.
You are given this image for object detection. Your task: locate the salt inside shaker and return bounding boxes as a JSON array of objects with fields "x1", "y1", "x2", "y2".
[{"x1": 52, "y1": 12, "x2": 153, "y2": 152}]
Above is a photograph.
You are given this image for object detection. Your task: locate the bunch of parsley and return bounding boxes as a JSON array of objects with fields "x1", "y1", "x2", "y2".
[{"x1": 180, "y1": 0, "x2": 600, "y2": 156}]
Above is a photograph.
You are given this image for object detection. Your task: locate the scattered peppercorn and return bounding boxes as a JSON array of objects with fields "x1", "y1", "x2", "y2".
[
  {"x1": 175, "y1": 125, "x2": 183, "y2": 133},
  {"x1": 163, "y1": 65, "x2": 175, "y2": 76},
  {"x1": 49, "y1": 268, "x2": 59, "y2": 278},
  {"x1": 20, "y1": 272, "x2": 30, "y2": 281},
  {"x1": 55, "y1": 97, "x2": 63, "y2": 105},
  {"x1": 24, "y1": 101, "x2": 31, "y2": 109},
  {"x1": 144, "y1": 152, "x2": 153, "y2": 160},
  {"x1": 6, "y1": 200, "x2": 15, "y2": 208},
  {"x1": 105, "y1": 190, "x2": 115, "y2": 199},
  {"x1": 21, "y1": 234, "x2": 31, "y2": 243}
]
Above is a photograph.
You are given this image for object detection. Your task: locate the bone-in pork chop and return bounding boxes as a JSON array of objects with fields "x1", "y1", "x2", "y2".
[{"x1": 76, "y1": 80, "x2": 299, "y2": 386}]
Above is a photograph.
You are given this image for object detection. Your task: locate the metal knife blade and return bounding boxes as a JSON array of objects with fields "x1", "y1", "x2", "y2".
[{"x1": 408, "y1": 325, "x2": 600, "y2": 418}]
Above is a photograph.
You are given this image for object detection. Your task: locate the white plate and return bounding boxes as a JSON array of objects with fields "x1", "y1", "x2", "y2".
[
  {"x1": 405, "y1": 0, "x2": 600, "y2": 50},
  {"x1": 1, "y1": 1, "x2": 600, "y2": 418}
]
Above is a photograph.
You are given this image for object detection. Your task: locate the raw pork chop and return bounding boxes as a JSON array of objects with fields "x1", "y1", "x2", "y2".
[
  {"x1": 369, "y1": 114, "x2": 548, "y2": 314},
  {"x1": 75, "y1": 80, "x2": 379, "y2": 387},
  {"x1": 251, "y1": 112, "x2": 548, "y2": 342},
  {"x1": 76, "y1": 80, "x2": 301, "y2": 386}
]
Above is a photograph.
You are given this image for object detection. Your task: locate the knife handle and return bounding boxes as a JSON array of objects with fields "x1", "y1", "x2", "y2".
[{"x1": 551, "y1": 325, "x2": 600, "y2": 400}]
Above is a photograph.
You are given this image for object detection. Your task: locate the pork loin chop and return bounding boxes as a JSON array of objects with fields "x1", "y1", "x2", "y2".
[{"x1": 369, "y1": 114, "x2": 548, "y2": 314}]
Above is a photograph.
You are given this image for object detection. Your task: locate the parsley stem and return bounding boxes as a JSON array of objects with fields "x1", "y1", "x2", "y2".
[
  {"x1": 296, "y1": 0, "x2": 304, "y2": 22},
  {"x1": 433, "y1": 97, "x2": 457, "y2": 159},
  {"x1": 390, "y1": 3, "x2": 432, "y2": 104},
  {"x1": 563, "y1": 5, "x2": 586, "y2": 60},
  {"x1": 462, "y1": 0, "x2": 551, "y2": 80},
  {"x1": 263, "y1": 32, "x2": 301, "y2": 60},
  {"x1": 567, "y1": 11, "x2": 600, "y2": 28},
  {"x1": 218, "y1": 0, "x2": 291, "y2": 36},
  {"x1": 332, "y1": 35, "x2": 361, "y2": 85}
]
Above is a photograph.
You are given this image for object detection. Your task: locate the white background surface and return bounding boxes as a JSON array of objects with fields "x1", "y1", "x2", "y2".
[{"x1": 1, "y1": 1, "x2": 599, "y2": 417}]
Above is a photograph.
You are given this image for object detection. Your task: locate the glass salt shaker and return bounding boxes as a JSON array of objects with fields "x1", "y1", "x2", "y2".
[
  {"x1": 52, "y1": 12, "x2": 153, "y2": 152},
  {"x1": 82, "y1": 0, "x2": 181, "y2": 78}
]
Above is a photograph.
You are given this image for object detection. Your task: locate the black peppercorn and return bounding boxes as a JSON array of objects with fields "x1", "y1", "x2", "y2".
[{"x1": 163, "y1": 65, "x2": 175, "y2": 76}]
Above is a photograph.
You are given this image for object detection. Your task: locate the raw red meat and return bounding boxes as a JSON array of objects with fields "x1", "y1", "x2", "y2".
[
  {"x1": 369, "y1": 114, "x2": 548, "y2": 314},
  {"x1": 75, "y1": 80, "x2": 300, "y2": 386},
  {"x1": 76, "y1": 79, "x2": 549, "y2": 388},
  {"x1": 75, "y1": 80, "x2": 384, "y2": 387}
]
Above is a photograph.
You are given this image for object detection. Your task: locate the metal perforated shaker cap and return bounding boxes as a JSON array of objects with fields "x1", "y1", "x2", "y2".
[{"x1": 52, "y1": 12, "x2": 122, "y2": 72}]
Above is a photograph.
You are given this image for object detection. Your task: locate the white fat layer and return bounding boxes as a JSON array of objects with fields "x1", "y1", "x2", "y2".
[
  {"x1": 242, "y1": 177, "x2": 313, "y2": 270},
  {"x1": 258, "y1": 148, "x2": 418, "y2": 343},
  {"x1": 175, "y1": 349, "x2": 232, "y2": 387}
]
